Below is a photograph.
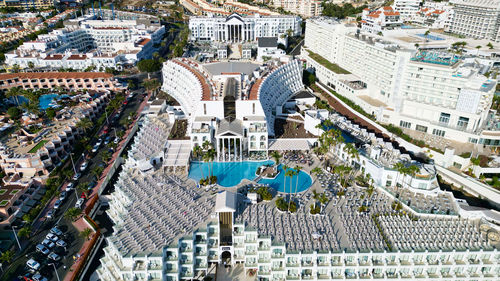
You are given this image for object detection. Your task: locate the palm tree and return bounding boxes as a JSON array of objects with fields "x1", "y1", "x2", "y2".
[
  {"x1": 294, "y1": 165, "x2": 302, "y2": 195},
  {"x1": 393, "y1": 162, "x2": 405, "y2": 188},
  {"x1": 270, "y1": 151, "x2": 281, "y2": 167},
  {"x1": 77, "y1": 182, "x2": 88, "y2": 198},
  {"x1": 0, "y1": 250, "x2": 14, "y2": 264},
  {"x1": 202, "y1": 152, "x2": 211, "y2": 180},
  {"x1": 319, "y1": 193, "x2": 328, "y2": 213},
  {"x1": 206, "y1": 148, "x2": 216, "y2": 180},
  {"x1": 282, "y1": 165, "x2": 289, "y2": 197},
  {"x1": 142, "y1": 78, "x2": 160, "y2": 95},
  {"x1": 5, "y1": 86, "x2": 22, "y2": 105},
  {"x1": 407, "y1": 164, "x2": 420, "y2": 189},
  {"x1": 17, "y1": 225, "x2": 31, "y2": 238},
  {"x1": 193, "y1": 145, "x2": 202, "y2": 160},
  {"x1": 287, "y1": 169, "x2": 298, "y2": 211},
  {"x1": 76, "y1": 117, "x2": 92, "y2": 133},
  {"x1": 64, "y1": 207, "x2": 82, "y2": 221},
  {"x1": 80, "y1": 228, "x2": 93, "y2": 240}
]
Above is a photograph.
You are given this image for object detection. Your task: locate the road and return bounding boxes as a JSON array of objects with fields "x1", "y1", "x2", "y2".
[
  {"x1": 290, "y1": 39, "x2": 304, "y2": 57},
  {"x1": 1, "y1": 88, "x2": 145, "y2": 281}
]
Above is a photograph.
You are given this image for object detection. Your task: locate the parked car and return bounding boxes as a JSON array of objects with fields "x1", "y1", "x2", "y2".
[
  {"x1": 59, "y1": 191, "x2": 67, "y2": 201},
  {"x1": 35, "y1": 244, "x2": 50, "y2": 255},
  {"x1": 46, "y1": 233, "x2": 59, "y2": 242},
  {"x1": 32, "y1": 274, "x2": 48, "y2": 281},
  {"x1": 26, "y1": 259, "x2": 40, "y2": 271},
  {"x1": 114, "y1": 137, "x2": 120, "y2": 144},
  {"x1": 80, "y1": 161, "x2": 89, "y2": 172},
  {"x1": 48, "y1": 252, "x2": 61, "y2": 262},
  {"x1": 53, "y1": 199, "x2": 62, "y2": 209},
  {"x1": 56, "y1": 239, "x2": 67, "y2": 248},
  {"x1": 46, "y1": 209, "x2": 55, "y2": 219},
  {"x1": 50, "y1": 227, "x2": 63, "y2": 236},
  {"x1": 104, "y1": 136, "x2": 111, "y2": 145},
  {"x1": 42, "y1": 239, "x2": 55, "y2": 249},
  {"x1": 75, "y1": 198, "x2": 85, "y2": 208},
  {"x1": 66, "y1": 182, "x2": 74, "y2": 192},
  {"x1": 87, "y1": 179, "x2": 97, "y2": 190},
  {"x1": 72, "y1": 172, "x2": 81, "y2": 180},
  {"x1": 92, "y1": 144, "x2": 100, "y2": 153}
]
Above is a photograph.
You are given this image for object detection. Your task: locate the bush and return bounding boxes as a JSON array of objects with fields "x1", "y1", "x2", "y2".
[
  {"x1": 256, "y1": 186, "x2": 273, "y2": 201},
  {"x1": 275, "y1": 197, "x2": 288, "y2": 211},
  {"x1": 137, "y1": 59, "x2": 162, "y2": 73}
]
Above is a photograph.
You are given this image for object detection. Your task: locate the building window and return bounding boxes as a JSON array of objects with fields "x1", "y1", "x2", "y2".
[
  {"x1": 252, "y1": 103, "x2": 255, "y2": 114},
  {"x1": 203, "y1": 104, "x2": 207, "y2": 115},
  {"x1": 439, "y1": 113, "x2": 450, "y2": 125},
  {"x1": 432, "y1": 128, "x2": 445, "y2": 137},
  {"x1": 457, "y1": 117, "x2": 469, "y2": 130},
  {"x1": 415, "y1": 125, "x2": 427, "y2": 133},
  {"x1": 399, "y1": 120, "x2": 411, "y2": 129}
]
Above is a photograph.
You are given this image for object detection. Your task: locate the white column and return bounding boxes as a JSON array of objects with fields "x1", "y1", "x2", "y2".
[
  {"x1": 222, "y1": 138, "x2": 225, "y2": 162},
  {"x1": 217, "y1": 138, "x2": 220, "y2": 162},
  {"x1": 240, "y1": 138, "x2": 242, "y2": 161}
]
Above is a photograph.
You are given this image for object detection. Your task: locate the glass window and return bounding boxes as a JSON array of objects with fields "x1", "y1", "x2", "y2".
[
  {"x1": 432, "y1": 128, "x2": 445, "y2": 137},
  {"x1": 439, "y1": 112, "x2": 450, "y2": 124},
  {"x1": 415, "y1": 125, "x2": 427, "y2": 133}
]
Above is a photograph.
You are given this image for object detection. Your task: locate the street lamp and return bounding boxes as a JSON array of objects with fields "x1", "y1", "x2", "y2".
[
  {"x1": 12, "y1": 226, "x2": 21, "y2": 250},
  {"x1": 49, "y1": 263, "x2": 61, "y2": 281},
  {"x1": 69, "y1": 153, "x2": 77, "y2": 175}
]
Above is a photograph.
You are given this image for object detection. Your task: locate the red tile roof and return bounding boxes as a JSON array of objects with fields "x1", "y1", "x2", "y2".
[
  {"x1": 384, "y1": 11, "x2": 400, "y2": 16},
  {"x1": 43, "y1": 54, "x2": 64, "y2": 60},
  {"x1": 67, "y1": 54, "x2": 87, "y2": 60},
  {"x1": 173, "y1": 59, "x2": 212, "y2": 101},
  {"x1": 249, "y1": 79, "x2": 262, "y2": 100},
  {"x1": 137, "y1": 38, "x2": 151, "y2": 46},
  {"x1": 383, "y1": 6, "x2": 393, "y2": 10},
  {"x1": 0, "y1": 72, "x2": 114, "y2": 81}
]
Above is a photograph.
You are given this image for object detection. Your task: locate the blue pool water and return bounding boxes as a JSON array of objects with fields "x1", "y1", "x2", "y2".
[
  {"x1": 188, "y1": 161, "x2": 312, "y2": 192},
  {"x1": 416, "y1": 33, "x2": 444, "y2": 41},
  {"x1": 39, "y1": 94, "x2": 59, "y2": 110}
]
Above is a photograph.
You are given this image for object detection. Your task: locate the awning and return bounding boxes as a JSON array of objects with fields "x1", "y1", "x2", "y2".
[{"x1": 268, "y1": 139, "x2": 310, "y2": 151}]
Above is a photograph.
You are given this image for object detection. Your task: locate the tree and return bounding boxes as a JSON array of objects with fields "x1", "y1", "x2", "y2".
[
  {"x1": 28, "y1": 61, "x2": 34, "y2": 69},
  {"x1": 64, "y1": 207, "x2": 82, "y2": 221},
  {"x1": 0, "y1": 250, "x2": 14, "y2": 264},
  {"x1": 80, "y1": 227, "x2": 93, "y2": 240},
  {"x1": 142, "y1": 78, "x2": 160, "y2": 95},
  {"x1": 17, "y1": 226, "x2": 31, "y2": 238},
  {"x1": 270, "y1": 151, "x2": 281, "y2": 167},
  {"x1": 137, "y1": 59, "x2": 161, "y2": 73},
  {"x1": 92, "y1": 166, "x2": 104, "y2": 179},
  {"x1": 7, "y1": 106, "x2": 21, "y2": 120},
  {"x1": 102, "y1": 151, "x2": 111, "y2": 163},
  {"x1": 77, "y1": 182, "x2": 88, "y2": 197},
  {"x1": 46, "y1": 107, "x2": 56, "y2": 120},
  {"x1": 282, "y1": 165, "x2": 289, "y2": 201},
  {"x1": 487, "y1": 42, "x2": 494, "y2": 49},
  {"x1": 76, "y1": 117, "x2": 92, "y2": 133},
  {"x1": 293, "y1": 165, "x2": 302, "y2": 197}
]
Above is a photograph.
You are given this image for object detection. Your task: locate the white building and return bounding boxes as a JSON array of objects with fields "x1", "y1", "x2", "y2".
[
  {"x1": 5, "y1": 12, "x2": 165, "y2": 70},
  {"x1": 256, "y1": 37, "x2": 285, "y2": 62},
  {"x1": 161, "y1": 58, "x2": 304, "y2": 160},
  {"x1": 412, "y1": 7, "x2": 453, "y2": 29},
  {"x1": 188, "y1": 13, "x2": 302, "y2": 43},
  {"x1": 448, "y1": 0, "x2": 500, "y2": 42},
  {"x1": 270, "y1": 0, "x2": 323, "y2": 18},
  {"x1": 361, "y1": 6, "x2": 403, "y2": 34},
  {"x1": 393, "y1": 0, "x2": 423, "y2": 21},
  {"x1": 302, "y1": 18, "x2": 500, "y2": 147}
]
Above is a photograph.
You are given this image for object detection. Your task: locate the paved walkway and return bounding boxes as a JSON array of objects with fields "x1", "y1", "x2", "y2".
[
  {"x1": 62, "y1": 216, "x2": 97, "y2": 281},
  {"x1": 216, "y1": 264, "x2": 253, "y2": 281}
]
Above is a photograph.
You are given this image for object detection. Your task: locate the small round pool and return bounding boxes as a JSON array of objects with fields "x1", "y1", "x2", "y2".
[{"x1": 188, "y1": 161, "x2": 312, "y2": 192}]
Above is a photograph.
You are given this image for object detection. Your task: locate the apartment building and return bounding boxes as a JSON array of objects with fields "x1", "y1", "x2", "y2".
[
  {"x1": 180, "y1": 0, "x2": 277, "y2": 16},
  {"x1": 393, "y1": 0, "x2": 423, "y2": 21},
  {"x1": 448, "y1": 0, "x2": 500, "y2": 41},
  {"x1": 189, "y1": 13, "x2": 301, "y2": 43},
  {"x1": 0, "y1": 0, "x2": 52, "y2": 10},
  {"x1": 0, "y1": 91, "x2": 111, "y2": 182},
  {"x1": 5, "y1": 12, "x2": 165, "y2": 70},
  {"x1": 0, "y1": 72, "x2": 125, "y2": 93},
  {"x1": 361, "y1": 6, "x2": 403, "y2": 34},
  {"x1": 302, "y1": 18, "x2": 500, "y2": 146},
  {"x1": 271, "y1": 0, "x2": 323, "y2": 18},
  {"x1": 413, "y1": 7, "x2": 452, "y2": 29}
]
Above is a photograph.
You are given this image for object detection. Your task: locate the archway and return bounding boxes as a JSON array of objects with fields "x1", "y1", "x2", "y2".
[{"x1": 221, "y1": 251, "x2": 231, "y2": 266}]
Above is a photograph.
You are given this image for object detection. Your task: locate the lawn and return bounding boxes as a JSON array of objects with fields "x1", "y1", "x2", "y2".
[
  {"x1": 305, "y1": 50, "x2": 351, "y2": 74},
  {"x1": 28, "y1": 140, "x2": 48, "y2": 153}
]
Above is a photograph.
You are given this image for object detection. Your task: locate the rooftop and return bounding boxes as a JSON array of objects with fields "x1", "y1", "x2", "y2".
[{"x1": 203, "y1": 61, "x2": 260, "y2": 77}]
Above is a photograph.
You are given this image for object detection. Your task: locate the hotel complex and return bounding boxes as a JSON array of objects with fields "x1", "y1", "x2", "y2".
[
  {"x1": 302, "y1": 17, "x2": 500, "y2": 147},
  {"x1": 188, "y1": 13, "x2": 302, "y2": 43},
  {"x1": 97, "y1": 56, "x2": 500, "y2": 280},
  {"x1": 162, "y1": 58, "x2": 304, "y2": 159},
  {"x1": 5, "y1": 12, "x2": 165, "y2": 70}
]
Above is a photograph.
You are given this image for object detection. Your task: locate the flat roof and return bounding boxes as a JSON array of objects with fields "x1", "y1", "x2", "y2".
[{"x1": 203, "y1": 61, "x2": 260, "y2": 77}]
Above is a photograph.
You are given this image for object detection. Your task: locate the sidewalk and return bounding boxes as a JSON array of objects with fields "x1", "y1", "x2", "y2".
[
  {"x1": 82, "y1": 90, "x2": 152, "y2": 213},
  {"x1": 61, "y1": 91, "x2": 152, "y2": 281}
]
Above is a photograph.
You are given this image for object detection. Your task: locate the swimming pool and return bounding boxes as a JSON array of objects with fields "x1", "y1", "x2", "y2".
[
  {"x1": 322, "y1": 124, "x2": 357, "y2": 143},
  {"x1": 39, "y1": 94, "x2": 59, "y2": 110},
  {"x1": 416, "y1": 33, "x2": 444, "y2": 41},
  {"x1": 188, "y1": 161, "x2": 312, "y2": 192}
]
